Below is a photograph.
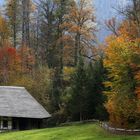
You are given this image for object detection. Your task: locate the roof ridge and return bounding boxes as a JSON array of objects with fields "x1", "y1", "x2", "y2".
[{"x1": 0, "y1": 86, "x2": 25, "y2": 89}]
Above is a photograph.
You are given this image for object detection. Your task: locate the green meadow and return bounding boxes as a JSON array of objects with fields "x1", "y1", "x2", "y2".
[{"x1": 0, "y1": 123, "x2": 139, "y2": 140}]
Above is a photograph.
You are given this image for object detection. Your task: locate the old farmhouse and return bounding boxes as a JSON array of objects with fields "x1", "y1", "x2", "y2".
[{"x1": 0, "y1": 86, "x2": 51, "y2": 131}]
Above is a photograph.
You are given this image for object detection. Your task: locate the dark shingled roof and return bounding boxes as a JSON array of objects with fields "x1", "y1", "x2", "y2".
[{"x1": 0, "y1": 86, "x2": 51, "y2": 119}]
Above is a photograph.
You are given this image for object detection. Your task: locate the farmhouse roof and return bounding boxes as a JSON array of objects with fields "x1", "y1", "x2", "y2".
[{"x1": 0, "y1": 86, "x2": 51, "y2": 119}]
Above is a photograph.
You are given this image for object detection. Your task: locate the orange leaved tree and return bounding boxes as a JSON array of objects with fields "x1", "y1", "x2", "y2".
[{"x1": 104, "y1": 20, "x2": 140, "y2": 128}]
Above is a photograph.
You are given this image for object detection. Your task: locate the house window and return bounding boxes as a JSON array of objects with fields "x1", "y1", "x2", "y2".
[{"x1": 3, "y1": 120, "x2": 8, "y2": 128}]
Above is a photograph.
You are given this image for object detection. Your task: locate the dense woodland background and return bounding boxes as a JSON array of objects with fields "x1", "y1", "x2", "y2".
[{"x1": 0, "y1": 0, "x2": 139, "y2": 129}]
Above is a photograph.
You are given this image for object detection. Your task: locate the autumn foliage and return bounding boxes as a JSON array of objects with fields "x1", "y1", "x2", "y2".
[
  {"x1": 104, "y1": 20, "x2": 140, "y2": 128},
  {"x1": 0, "y1": 42, "x2": 34, "y2": 84},
  {"x1": 0, "y1": 16, "x2": 10, "y2": 45}
]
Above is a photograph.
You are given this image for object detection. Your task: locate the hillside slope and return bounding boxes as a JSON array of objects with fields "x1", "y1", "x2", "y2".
[{"x1": 0, "y1": 123, "x2": 139, "y2": 140}]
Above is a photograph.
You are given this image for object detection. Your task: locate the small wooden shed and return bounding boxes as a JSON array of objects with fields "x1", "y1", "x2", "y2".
[{"x1": 0, "y1": 86, "x2": 51, "y2": 131}]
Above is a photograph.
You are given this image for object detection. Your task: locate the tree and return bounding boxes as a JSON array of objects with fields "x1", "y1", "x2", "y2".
[
  {"x1": 36, "y1": 0, "x2": 75, "y2": 114},
  {"x1": 37, "y1": 0, "x2": 57, "y2": 66},
  {"x1": 105, "y1": 17, "x2": 119, "y2": 37},
  {"x1": 104, "y1": 21, "x2": 140, "y2": 128},
  {"x1": 6, "y1": 0, "x2": 21, "y2": 48},
  {"x1": 22, "y1": 0, "x2": 31, "y2": 47},
  {"x1": 118, "y1": 0, "x2": 140, "y2": 38},
  {"x1": 0, "y1": 15, "x2": 10, "y2": 46},
  {"x1": 0, "y1": 42, "x2": 20, "y2": 83},
  {"x1": 128, "y1": 0, "x2": 140, "y2": 37},
  {"x1": 68, "y1": 58, "x2": 88, "y2": 121},
  {"x1": 18, "y1": 45, "x2": 35, "y2": 75},
  {"x1": 86, "y1": 59, "x2": 108, "y2": 120},
  {"x1": 62, "y1": 0, "x2": 96, "y2": 65},
  {"x1": 62, "y1": 57, "x2": 107, "y2": 121}
]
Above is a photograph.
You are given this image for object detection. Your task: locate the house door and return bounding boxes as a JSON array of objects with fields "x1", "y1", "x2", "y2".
[
  {"x1": 19, "y1": 118, "x2": 29, "y2": 130},
  {"x1": 12, "y1": 118, "x2": 18, "y2": 130}
]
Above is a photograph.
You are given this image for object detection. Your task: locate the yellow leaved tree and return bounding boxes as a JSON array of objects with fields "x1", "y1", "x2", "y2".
[{"x1": 104, "y1": 20, "x2": 140, "y2": 128}]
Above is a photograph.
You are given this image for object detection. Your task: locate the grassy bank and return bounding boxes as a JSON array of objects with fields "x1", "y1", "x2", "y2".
[{"x1": 0, "y1": 123, "x2": 139, "y2": 140}]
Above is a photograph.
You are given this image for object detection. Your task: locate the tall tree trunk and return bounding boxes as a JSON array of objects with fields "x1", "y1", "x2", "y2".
[
  {"x1": 12, "y1": 0, "x2": 17, "y2": 48},
  {"x1": 22, "y1": 0, "x2": 30, "y2": 47},
  {"x1": 74, "y1": 33, "x2": 81, "y2": 66}
]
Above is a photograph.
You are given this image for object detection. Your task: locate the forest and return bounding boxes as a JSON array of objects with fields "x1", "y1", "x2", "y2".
[{"x1": 0, "y1": 0, "x2": 139, "y2": 129}]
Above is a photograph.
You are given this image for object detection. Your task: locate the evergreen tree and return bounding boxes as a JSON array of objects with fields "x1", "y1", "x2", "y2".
[
  {"x1": 67, "y1": 58, "x2": 107, "y2": 121},
  {"x1": 69, "y1": 58, "x2": 88, "y2": 121},
  {"x1": 86, "y1": 59, "x2": 108, "y2": 120}
]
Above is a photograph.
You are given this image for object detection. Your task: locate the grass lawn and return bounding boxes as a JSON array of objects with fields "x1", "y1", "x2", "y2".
[{"x1": 0, "y1": 123, "x2": 139, "y2": 140}]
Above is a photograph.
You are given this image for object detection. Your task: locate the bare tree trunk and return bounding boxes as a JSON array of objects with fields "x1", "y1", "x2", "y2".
[
  {"x1": 13, "y1": 6, "x2": 17, "y2": 48},
  {"x1": 13, "y1": 0, "x2": 17, "y2": 48},
  {"x1": 22, "y1": 0, "x2": 30, "y2": 47},
  {"x1": 74, "y1": 33, "x2": 81, "y2": 66}
]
